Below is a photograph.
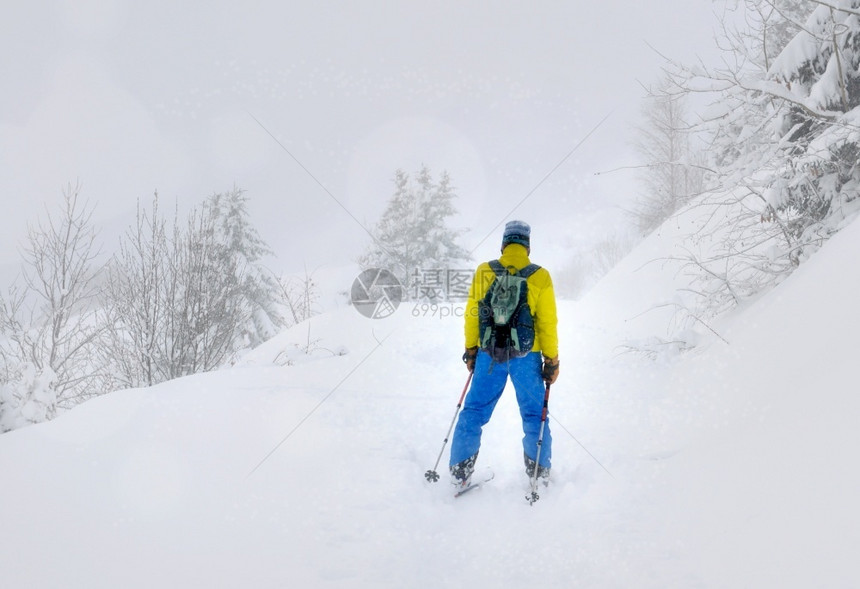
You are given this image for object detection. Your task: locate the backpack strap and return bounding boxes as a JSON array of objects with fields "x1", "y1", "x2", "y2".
[
  {"x1": 488, "y1": 260, "x2": 541, "y2": 278},
  {"x1": 487, "y1": 259, "x2": 506, "y2": 276},
  {"x1": 518, "y1": 263, "x2": 541, "y2": 279}
]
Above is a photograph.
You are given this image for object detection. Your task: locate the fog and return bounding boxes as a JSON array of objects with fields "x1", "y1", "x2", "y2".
[{"x1": 1, "y1": 0, "x2": 717, "y2": 274}]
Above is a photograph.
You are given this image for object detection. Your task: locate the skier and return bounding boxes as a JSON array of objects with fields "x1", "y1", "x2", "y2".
[{"x1": 450, "y1": 220, "x2": 559, "y2": 490}]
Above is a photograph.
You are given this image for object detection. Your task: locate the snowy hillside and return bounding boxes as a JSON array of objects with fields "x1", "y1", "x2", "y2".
[{"x1": 2, "y1": 215, "x2": 860, "y2": 587}]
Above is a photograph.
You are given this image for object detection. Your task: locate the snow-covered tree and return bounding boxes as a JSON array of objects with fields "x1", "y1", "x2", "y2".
[
  {"x1": 103, "y1": 188, "x2": 283, "y2": 388},
  {"x1": 765, "y1": 2, "x2": 860, "y2": 242},
  {"x1": 0, "y1": 184, "x2": 103, "y2": 428},
  {"x1": 659, "y1": 1, "x2": 860, "y2": 319},
  {"x1": 101, "y1": 193, "x2": 172, "y2": 388},
  {"x1": 719, "y1": 0, "x2": 811, "y2": 71},
  {"x1": 360, "y1": 166, "x2": 470, "y2": 300},
  {"x1": 200, "y1": 187, "x2": 283, "y2": 347},
  {"x1": 167, "y1": 199, "x2": 243, "y2": 375},
  {"x1": 634, "y1": 73, "x2": 706, "y2": 235}
]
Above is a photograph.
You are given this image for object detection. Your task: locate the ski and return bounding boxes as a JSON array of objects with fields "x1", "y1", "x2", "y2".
[{"x1": 454, "y1": 469, "x2": 494, "y2": 498}]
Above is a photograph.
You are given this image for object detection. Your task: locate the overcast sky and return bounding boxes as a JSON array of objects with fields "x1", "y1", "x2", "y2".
[{"x1": 1, "y1": 0, "x2": 718, "y2": 274}]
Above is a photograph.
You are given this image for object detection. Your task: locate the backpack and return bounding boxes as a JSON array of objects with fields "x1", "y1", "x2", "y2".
[{"x1": 478, "y1": 260, "x2": 541, "y2": 363}]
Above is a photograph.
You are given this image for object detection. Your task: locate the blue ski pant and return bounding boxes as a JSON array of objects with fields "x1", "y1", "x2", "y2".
[{"x1": 449, "y1": 351, "x2": 551, "y2": 469}]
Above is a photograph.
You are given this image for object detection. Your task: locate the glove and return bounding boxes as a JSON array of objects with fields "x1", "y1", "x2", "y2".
[
  {"x1": 541, "y1": 355, "x2": 559, "y2": 385},
  {"x1": 462, "y1": 347, "x2": 478, "y2": 372}
]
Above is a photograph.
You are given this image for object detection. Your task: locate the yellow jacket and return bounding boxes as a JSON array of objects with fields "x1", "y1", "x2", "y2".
[{"x1": 464, "y1": 243, "x2": 559, "y2": 358}]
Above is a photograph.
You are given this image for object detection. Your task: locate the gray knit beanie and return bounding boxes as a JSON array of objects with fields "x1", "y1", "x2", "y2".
[{"x1": 502, "y1": 220, "x2": 531, "y2": 249}]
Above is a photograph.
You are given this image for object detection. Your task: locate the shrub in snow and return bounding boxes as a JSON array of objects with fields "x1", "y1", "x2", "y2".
[{"x1": 0, "y1": 364, "x2": 57, "y2": 432}]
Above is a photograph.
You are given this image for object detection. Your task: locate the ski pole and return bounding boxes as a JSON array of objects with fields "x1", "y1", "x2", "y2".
[
  {"x1": 527, "y1": 383, "x2": 551, "y2": 505},
  {"x1": 425, "y1": 371, "x2": 473, "y2": 483}
]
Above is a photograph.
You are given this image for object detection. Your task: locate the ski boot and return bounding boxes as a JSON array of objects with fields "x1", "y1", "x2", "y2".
[
  {"x1": 524, "y1": 453, "x2": 551, "y2": 487},
  {"x1": 450, "y1": 453, "x2": 478, "y2": 492}
]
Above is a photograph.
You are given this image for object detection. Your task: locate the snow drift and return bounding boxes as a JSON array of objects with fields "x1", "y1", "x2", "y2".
[{"x1": 2, "y1": 212, "x2": 860, "y2": 587}]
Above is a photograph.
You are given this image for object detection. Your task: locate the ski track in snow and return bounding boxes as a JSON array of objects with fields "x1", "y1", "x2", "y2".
[{"x1": 4, "y1": 217, "x2": 860, "y2": 587}]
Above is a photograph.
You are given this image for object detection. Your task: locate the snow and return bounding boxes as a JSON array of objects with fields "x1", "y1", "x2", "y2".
[
  {"x1": 769, "y1": 6, "x2": 831, "y2": 88},
  {"x1": 3, "y1": 212, "x2": 860, "y2": 587},
  {"x1": 655, "y1": 217, "x2": 860, "y2": 587}
]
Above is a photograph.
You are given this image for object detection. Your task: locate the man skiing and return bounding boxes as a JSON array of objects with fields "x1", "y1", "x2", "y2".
[{"x1": 449, "y1": 220, "x2": 559, "y2": 490}]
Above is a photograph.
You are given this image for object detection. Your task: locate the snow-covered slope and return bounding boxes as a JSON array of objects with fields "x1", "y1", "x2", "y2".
[
  {"x1": 655, "y1": 217, "x2": 860, "y2": 588},
  {"x1": 2, "y1": 214, "x2": 859, "y2": 587}
]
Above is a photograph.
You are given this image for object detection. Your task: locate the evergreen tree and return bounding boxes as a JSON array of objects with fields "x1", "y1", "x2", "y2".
[
  {"x1": 764, "y1": 2, "x2": 860, "y2": 247},
  {"x1": 360, "y1": 166, "x2": 470, "y2": 300},
  {"x1": 204, "y1": 187, "x2": 283, "y2": 347}
]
